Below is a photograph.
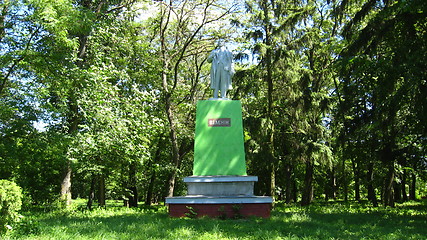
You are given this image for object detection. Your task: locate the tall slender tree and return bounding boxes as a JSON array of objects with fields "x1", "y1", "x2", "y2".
[{"x1": 241, "y1": 0, "x2": 336, "y2": 205}]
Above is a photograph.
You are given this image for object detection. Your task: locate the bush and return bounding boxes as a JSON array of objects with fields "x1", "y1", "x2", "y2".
[{"x1": 0, "y1": 180, "x2": 23, "y2": 233}]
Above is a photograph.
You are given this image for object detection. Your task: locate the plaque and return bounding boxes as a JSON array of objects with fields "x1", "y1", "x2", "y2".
[{"x1": 208, "y1": 118, "x2": 231, "y2": 127}]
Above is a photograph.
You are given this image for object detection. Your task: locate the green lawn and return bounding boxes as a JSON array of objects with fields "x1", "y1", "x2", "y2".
[{"x1": 5, "y1": 200, "x2": 427, "y2": 240}]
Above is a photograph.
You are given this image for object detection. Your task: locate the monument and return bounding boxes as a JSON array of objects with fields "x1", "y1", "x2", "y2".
[
  {"x1": 166, "y1": 45, "x2": 273, "y2": 218},
  {"x1": 208, "y1": 46, "x2": 234, "y2": 99}
]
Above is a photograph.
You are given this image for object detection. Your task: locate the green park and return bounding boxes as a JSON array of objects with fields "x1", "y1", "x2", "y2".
[{"x1": 1, "y1": 0, "x2": 426, "y2": 239}]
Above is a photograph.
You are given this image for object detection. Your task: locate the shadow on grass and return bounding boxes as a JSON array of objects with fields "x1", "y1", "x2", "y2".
[{"x1": 11, "y1": 201, "x2": 427, "y2": 240}]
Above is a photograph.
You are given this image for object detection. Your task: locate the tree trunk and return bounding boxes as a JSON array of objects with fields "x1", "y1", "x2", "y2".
[
  {"x1": 325, "y1": 167, "x2": 336, "y2": 201},
  {"x1": 59, "y1": 110, "x2": 76, "y2": 206},
  {"x1": 60, "y1": 161, "x2": 72, "y2": 206},
  {"x1": 262, "y1": 0, "x2": 275, "y2": 201},
  {"x1": 128, "y1": 163, "x2": 138, "y2": 207},
  {"x1": 301, "y1": 160, "x2": 314, "y2": 206},
  {"x1": 98, "y1": 175, "x2": 106, "y2": 207},
  {"x1": 342, "y1": 158, "x2": 348, "y2": 202},
  {"x1": 145, "y1": 136, "x2": 162, "y2": 206},
  {"x1": 409, "y1": 171, "x2": 416, "y2": 200},
  {"x1": 128, "y1": 186, "x2": 138, "y2": 207},
  {"x1": 160, "y1": 56, "x2": 181, "y2": 199},
  {"x1": 325, "y1": 169, "x2": 330, "y2": 201},
  {"x1": 351, "y1": 159, "x2": 360, "y2": 201},
  {"x1": 159, "y1": 0, "x2": 181, "y2": 199},
  {"x1": 59, "y1": 18, "x2": 86, "y2": 205},
  {"x1": 60, "y1": 98, "x2": 79, "y2": 206},
  {"x1": 383, "y1": 163, "x2": 395, "y2": 207},
  {"x1": 381, "y1": 139, "x2": 396, "y2": 207},
  {"x1": 86, "y1": 175, "x2": 96, "y2": 210},
  {"x1": 270, "y1": 161, "x2": 276, "y2": 199},
  {"x1": 167, "y1": 169, "x2": 178, "y2": 198},
  {"x1": 331, "y1": 167, "x2": 337, "y2": 200},
  {"x1": 367, "y1": 162, "x2": 378, "y2": 207},
  {"x1": 324, "y1": 184, "x2": 329, "y2": 201},
  {"x1": 163, "y1": 71, "x2": 181, "y2": 198},
  {"x1": 292, "y1": 178, "x2": 298, "y2": 203},
  {"x1": 284, "y1": 162, "x2": 292, "y2": 203},
  {"x1": 145, "y1": 170, "x2": 156, "y2": 206},
  {"x1": 402, "y1": 169, "x2": 408, "y2": 201},
  {"x1": 393, "y1": 181, "x2": 401, "y2": 202}
]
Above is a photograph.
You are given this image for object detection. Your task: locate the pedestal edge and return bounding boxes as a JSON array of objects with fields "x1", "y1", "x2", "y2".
[{"x1": 184, "y1": 175, "x2": 258, "y2": 183}]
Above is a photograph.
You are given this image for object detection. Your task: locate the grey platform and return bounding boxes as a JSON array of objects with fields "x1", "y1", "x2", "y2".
[{"x1": 166, "y1": 195, "x2": 272, "y2": 204}]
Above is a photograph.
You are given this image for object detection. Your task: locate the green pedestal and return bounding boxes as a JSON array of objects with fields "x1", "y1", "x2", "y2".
[{"x1": 193, "y1": 100, "x2": 247, "y2": 176}]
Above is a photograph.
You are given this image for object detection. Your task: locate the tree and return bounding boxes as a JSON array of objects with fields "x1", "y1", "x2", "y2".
[
  {"x1": 335, "y1": 0, "x2": 427, "y2": 206},
  {"x1": 25, "y1": 0, "x2": 141, "y2": 205},
  {"x1": 239, "y1": 0, "x2": 336, "y2": 205}
]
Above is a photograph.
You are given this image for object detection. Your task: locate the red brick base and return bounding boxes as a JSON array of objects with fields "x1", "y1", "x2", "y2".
[{"x1": 168, "y1": 203, "x2": 271, "y2": 218}]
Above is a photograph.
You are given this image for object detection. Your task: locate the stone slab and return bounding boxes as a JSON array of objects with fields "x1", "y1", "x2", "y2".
[
  {"x1": 187, "y1": 181, "x2": 254, "y2": 196},
  {"x1": 184, "y1": 176, "x2": 258, "y2": 196}
]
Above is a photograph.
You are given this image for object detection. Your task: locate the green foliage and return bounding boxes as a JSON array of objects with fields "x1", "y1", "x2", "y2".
[
  {"x1": 184, "y1": 206, "x2": 198, "y2": 219},
  {"x1": 217, "y1": 206, "x2": 227, "y2": 220},
  {"x1": 0, "y1": 180, "x2": 23, "y2": 233},
  {"x1": 216, "y1": 205, "x2": 243, "y2": 220},
  {"x1": 231, "y1": 204, "x2": 243, "y2": 219}
]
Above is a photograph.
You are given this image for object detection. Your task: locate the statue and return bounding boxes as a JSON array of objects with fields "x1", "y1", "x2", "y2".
[{"x1": 208, "y1": 45, "x2": 234, "y2": 99}]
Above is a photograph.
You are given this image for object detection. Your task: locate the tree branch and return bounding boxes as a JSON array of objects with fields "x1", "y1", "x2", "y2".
[
  {"x1": 171, "y1": 3, "x2": 236, "y2": 91},
  {"x1": 0, "y1": 26, "x2": 40, "y2": 96}
]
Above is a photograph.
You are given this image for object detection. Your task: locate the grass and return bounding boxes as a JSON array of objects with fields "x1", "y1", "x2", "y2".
[{"x1": 4, "y1": 200, "x2": 427, "y2": 240}]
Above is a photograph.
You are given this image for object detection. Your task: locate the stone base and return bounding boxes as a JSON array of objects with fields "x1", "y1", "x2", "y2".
[
  {"x1": 167, "y1": 197, "x2": 272, "y2": 218},
  {"x1": 166, "y1": 175, "x2": 273, "y2": 218},
  {"x1": 185, "y1": 176, "x2": 257, "y2": 196}
]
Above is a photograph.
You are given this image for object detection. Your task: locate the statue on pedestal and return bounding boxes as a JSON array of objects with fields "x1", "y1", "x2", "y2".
[
  {"x1": 166, "y1": 45, "x2": 273, "y2": 218},
  {"x1": 208, "y1": 45, "x2": 234, "y2": 99}
]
